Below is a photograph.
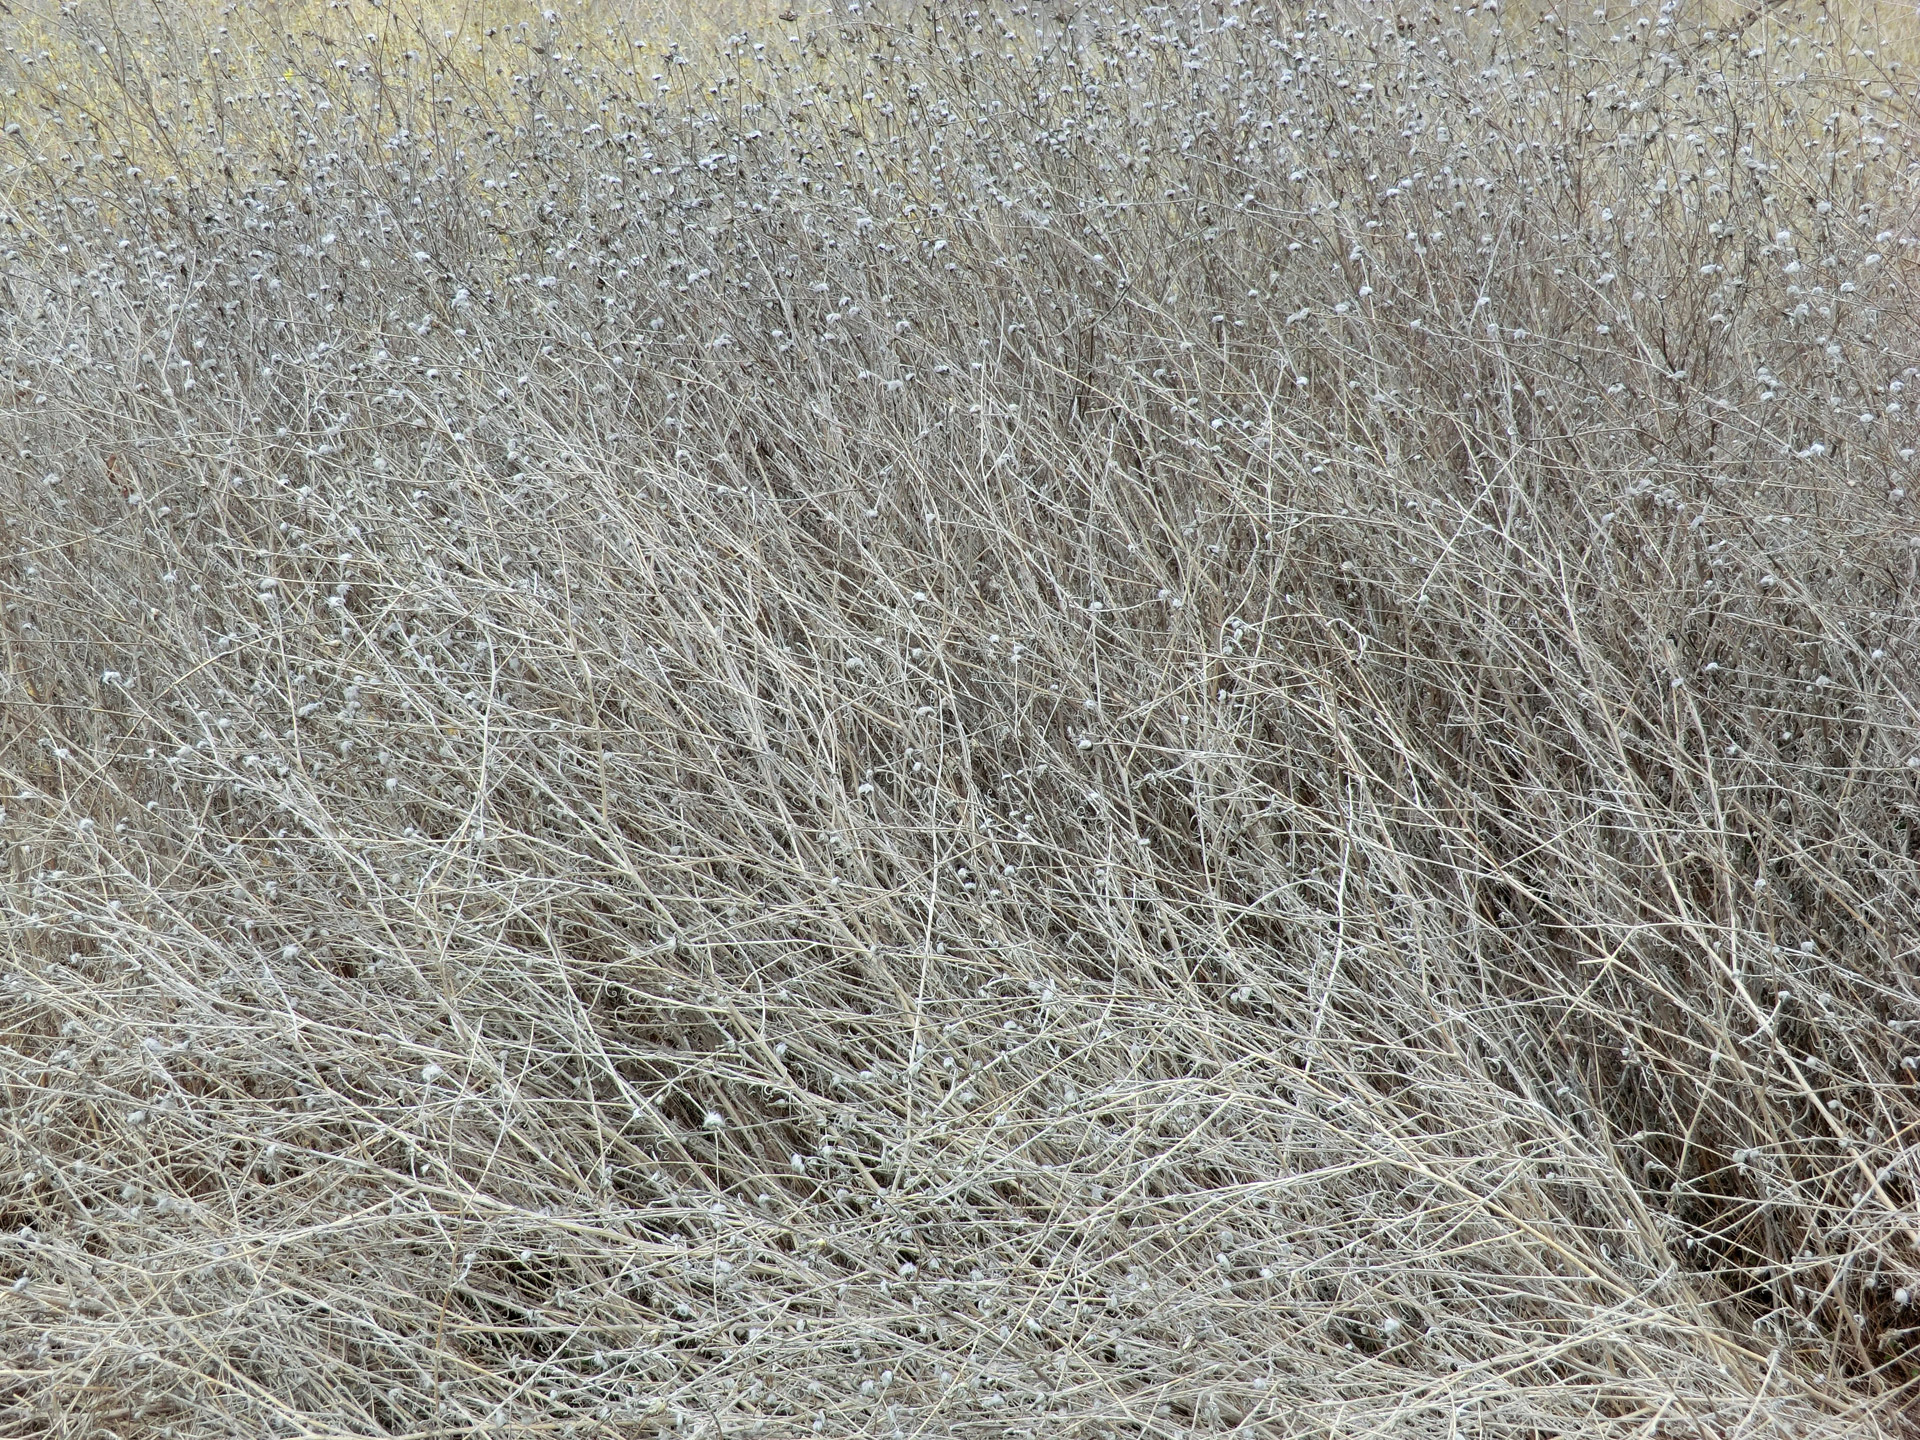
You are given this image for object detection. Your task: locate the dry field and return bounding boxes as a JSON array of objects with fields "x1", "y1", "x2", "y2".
[{"x1": 3, "y1": 0, "x2": 1920, "y2": 1436}]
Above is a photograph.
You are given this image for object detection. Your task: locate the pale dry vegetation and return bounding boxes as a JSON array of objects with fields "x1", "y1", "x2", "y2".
[{"x1": 4, "y1": 0, "x2": 1920, "y2": 1436}]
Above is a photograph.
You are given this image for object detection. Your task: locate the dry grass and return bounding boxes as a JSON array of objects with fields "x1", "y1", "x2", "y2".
[{"x1": 3, "y1": 0, "x2": 1920, "y2": 1436}]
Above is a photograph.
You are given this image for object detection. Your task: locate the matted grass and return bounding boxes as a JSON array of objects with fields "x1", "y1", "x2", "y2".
[{"x1": 4, "y1": 2, "x2": 1920, "y2": 1437}]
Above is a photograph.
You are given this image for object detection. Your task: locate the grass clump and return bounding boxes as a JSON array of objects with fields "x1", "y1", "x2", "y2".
[{"x1": 3, "y1": 0, "x2": 1920, "y2": 1435}]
